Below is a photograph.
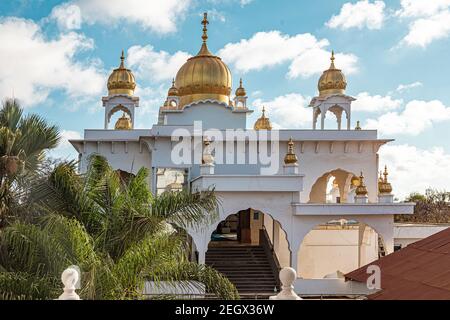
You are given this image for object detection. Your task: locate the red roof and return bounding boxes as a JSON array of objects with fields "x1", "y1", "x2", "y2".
[{"x1": 345, "y1": 226, "x2": 450, "y2": 300}]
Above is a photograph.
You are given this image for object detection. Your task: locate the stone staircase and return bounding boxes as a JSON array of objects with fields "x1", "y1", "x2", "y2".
[{"x1": 205, "y1": 245, "x2": 279, "y2": 297}]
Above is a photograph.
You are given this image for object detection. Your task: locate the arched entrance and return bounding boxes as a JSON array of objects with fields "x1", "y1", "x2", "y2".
[
  {"x1": 205, "y1": 209, "x2": 291, "y2": 296},
  {"x1": 297, "y1": 218, "x2": 386, "y2": 279},
  {"x1": 309, "y1": 169, "x2": 359, "y2": 203}
]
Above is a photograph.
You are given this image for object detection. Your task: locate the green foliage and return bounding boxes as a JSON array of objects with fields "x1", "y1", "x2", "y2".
[
  {"x1": 0, "y1": 154, "x2": 239, "y2": 300},
  {"x1": 395, "y1": 189, "x2": 450, "y2": 223},
  {"x1": 0, "y1": 99, "x2": 60, "y2": 227}
]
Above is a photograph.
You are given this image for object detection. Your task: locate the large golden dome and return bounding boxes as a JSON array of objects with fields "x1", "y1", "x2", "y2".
[
  {"x1": 174, "y1": 13, "x2": 232, "y2": 108},
  {"x1": 318, "y1": 51, "x2": 347, "y2": 97},
  {"x1": 107, "y1": 51, "x2": 136, "y2": 96}
]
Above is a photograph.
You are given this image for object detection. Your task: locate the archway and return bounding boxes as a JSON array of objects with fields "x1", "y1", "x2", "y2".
[
  {"x1": 107, "y1": 104, "x2": 133, "y2": 129},
  {"x1": 309, "y1": 169, "x2": 359, "y2": 203},
  {"x1": 206, "y1": 209, "x2": 292, "y2": 268},
  {"x1": 205, "y1": 209, "x2": 292, "y2": 295},
  {"x1": 297, "y1": 219, "x2": 386, "y2": 279}
]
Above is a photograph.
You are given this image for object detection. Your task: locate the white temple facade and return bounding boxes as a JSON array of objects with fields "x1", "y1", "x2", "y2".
[{"x1": 70, "y1": 13, "x2": 414, "y2": 294}]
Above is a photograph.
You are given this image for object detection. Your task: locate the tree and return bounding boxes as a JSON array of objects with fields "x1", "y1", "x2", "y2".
[
  {"x1": 0, "y1": 155, "x2": 239, "y2": 300},
  {"x1": 395, "y1": 189, "x2": 450, "y2": 223},
  {"x1": 0, "y1": 99, "x2": 60, "y2": 227}
]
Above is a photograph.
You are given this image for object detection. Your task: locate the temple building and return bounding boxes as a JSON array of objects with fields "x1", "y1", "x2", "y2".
[{"x1": 70, "y1": 13, "x2": 415, "y2": 297}]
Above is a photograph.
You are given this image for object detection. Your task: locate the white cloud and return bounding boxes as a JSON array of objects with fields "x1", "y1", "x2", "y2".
[
  {"x1": 288, "y1": 48, "x2": 358, "y2": 78},
  {"x1": 380, "y1": 144, "x2": 450, "y2": 199},
  {"x1": 252, "y1": 93, "x2": 311, "y2": 129},
  {"x1": 67, "y1": 0, "x2": 191, "y2": 34},
  {"x1": 218, "y1": 31, "x2": 358, "y2": 78},
  {"x1": 127, "y1": 45, "x2": 191, "y2": 82},
  {"x1": 353, "y1": 92, "x2": 403, "y2": 113},
  {"x1": 326, "y1": 0, "x2": 386, "y2": 30},
  {"x1": 240, "y1": 0, "x2": 254, "y2": 6},
  {"x1": 395, "y1": 0, "x2": 450, "y2": 47},
  {"x1": 396, "y1": 0, "x2": 450, "y2": 18},
  {"x1": 0, "y1": 17, "x2": 104, "y2": 107},
  {"x1": 366, "y1": 100, "x2": 450, "y2": 135},
  {"x1": 49, "y1": 3, "x2": 82, "y2": 30},
  {"x1": 396, "y1": 81, "x2": 423, "y2": 92},
  {"x1": 401, "y1": 10, "x2": 450, "y2": 47},
  {"x1": 48, "y1": 130, "x2": 81, "y2": 160}
]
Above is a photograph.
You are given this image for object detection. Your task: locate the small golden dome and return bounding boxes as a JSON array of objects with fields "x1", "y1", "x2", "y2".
[
  {"x1": 318, "y1": 51, "x2": 347, "y2": 97},
  {"x1": 114, "y1": 112, "x2": 132, "y2": 130},
  {"x1": 235, "y1": 78, "x2": 247, "y2": 97},
  {"x1": 168, "y1": 79, "x2": 179, "y2": 96},
  {"x1": 351, "y1": 175, "x2": 360, "y2": 187},
  {"x1": 174, "y1": 13, "x2": 232, "y2": 108},
  {"x1": 107, "y1": 50, "x2": 136, "y2": 96},
  {"x1": 254, "y1": 107, "x2": 272, "y2": 130},
  {"x1": 355, "y1": 172, "x2": 368, "y2": 196},
  {"x1": 378, "y1": 166, "x2": 393, "y2": 194},
  {"x1": 284, "y1": 137, "x2": 298, "y2": 165}
]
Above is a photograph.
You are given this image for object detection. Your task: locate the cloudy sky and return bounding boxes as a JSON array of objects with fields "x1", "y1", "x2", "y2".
[{"x1": 1, "y1": 0, "x2": 450, "y2": 199}]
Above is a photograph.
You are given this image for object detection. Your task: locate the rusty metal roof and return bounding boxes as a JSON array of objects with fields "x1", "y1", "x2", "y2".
[{"x1": 345, "y1": 227, "x2": 450, "y2": 300}]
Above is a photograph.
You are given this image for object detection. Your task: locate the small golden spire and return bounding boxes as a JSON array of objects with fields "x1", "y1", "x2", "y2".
[
  {"x1": 355, "y1": 171, "x2": 368, "y2": 196},
  {"x1": 254, "y1": 106, "x2": 272, "y2": 130},
  {"x1": 284, "y1": 137, "x2": 298, "y2": 165},
  {"x1": 355, "y1": 121, "x2": 362, "y2": 130},
  {"x1": 120, "y1": 50, "x2": 125, "y2": 68},
  {"x1": 201, "y1": 12, "x2": 209, "y2": 43},
  {"x1": 330, "y1": 50, "x2": 336, "y2": 69},
  {"x1": 114, "y1": 112, "x2": 132, "y2": 130},
  {"x1": 235, "y1": 78, "x2": 247, "y2": 97},
  {"x1": 379, "y1": 165, "x2": 393, "y2": 194}
]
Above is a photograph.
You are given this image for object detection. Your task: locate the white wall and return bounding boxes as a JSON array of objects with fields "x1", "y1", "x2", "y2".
[{"x1": 297, "y1": 225, "x2": 379, "y2": 279}]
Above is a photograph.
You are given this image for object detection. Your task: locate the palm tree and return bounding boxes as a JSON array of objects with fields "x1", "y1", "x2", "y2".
[
  {"x1": 0, "y1": 99, "x2": 60, "y2": 227},
  {"x1": 0, "y1": 155, "x2": 239, "y2": 299}
]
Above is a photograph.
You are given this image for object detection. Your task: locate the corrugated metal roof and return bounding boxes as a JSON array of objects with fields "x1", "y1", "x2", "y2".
[{"x1": 345, "y1": 226, "x2": 450, "y2": 300}]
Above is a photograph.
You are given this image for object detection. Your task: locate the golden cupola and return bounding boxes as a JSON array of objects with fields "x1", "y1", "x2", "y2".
[
  {"x1": 174, "y1": 13, "x2": 232, "y2": 108},
  {"x1": 318, "y1": 51, "x2": 347, "y2": 97},
  {"x1": 114, "y1": 112, "x2": 132, "y2": 130},
  {"x1": 107, "y1": 50, "x2": 136, "y2": 96},
  {"x1": 378, "y1": 166, "x2": 393, "y2": 194},
  {"x1": 235, "y1": 78, "x2": 247, "y2": 97},
  {"x1": 168, "y1": 79, "x2": 179, "y2": 96},
  {"x1": 355, "y1": 172, "x2": 368, "y2": 196},
  {"x1": 254, "y1": 107, "x2": 272, "y2": 130}
]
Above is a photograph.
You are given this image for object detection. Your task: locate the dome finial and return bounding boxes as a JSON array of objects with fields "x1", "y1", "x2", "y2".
[
  {"x1": 262, "y1": 105, "x2": 266, "y2": 116},
  {"x1": 330, "y1": 50, "x2": 336, "y2": 69},
  {"x1": 202, "y1": 12, "x2": 209, "y2": 43},
  {"x1": 120, "y1": 50, "x2": 125, "y2": 68}
]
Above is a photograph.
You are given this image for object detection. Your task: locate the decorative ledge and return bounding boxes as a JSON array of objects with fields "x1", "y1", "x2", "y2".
[
  {"x1": 191, "y1": 174, "x2": 304, "y2": 193},
  {"x1": 292, "y1": 203, "x2": 415, "y2": 216}
]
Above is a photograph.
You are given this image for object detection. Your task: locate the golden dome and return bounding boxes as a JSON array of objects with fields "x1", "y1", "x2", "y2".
[
  {"x1": 174, "y1": 13, "x2": 232, "y2": 108},
  {"x1": 318, "y1": 51, "x2": 347, "y2": 97},
  {"x1": 107, "y1": 50, "x2": 136, "y2": 96},
  {"x1": 378, "y1": 166, "x2": 393, "y2": 194},
  {"x1": 284, "y1": 137, "x2": 298, "y2": 165},
  {"x1": 114, "y1": 112, "x2": 132, "y2": 130},
  {"x1": 235, "y1": 78, "x2": 246, "y2": 97},
  {"x1": 168, "y1": 79, "x2": 179, "y2": 96},
  {"x1": 254, "y1": 106, "x2": 272, "y2": 130},
  {"x1": 355, "y1": 172, "x2": 368, "y2": 196}
]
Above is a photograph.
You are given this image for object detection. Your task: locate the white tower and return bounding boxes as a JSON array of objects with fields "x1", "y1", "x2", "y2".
[
  {"x1": 310, "y1": 51, "x2": 355, "y2": 130},
  {"x1": 102, "y1": 50, "x2": 139, "y2": 130}
]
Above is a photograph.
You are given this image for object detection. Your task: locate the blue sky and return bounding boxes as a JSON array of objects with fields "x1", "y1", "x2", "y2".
[{"x1": 1, "y1": 0, "x2": 450, "y2": 198}]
